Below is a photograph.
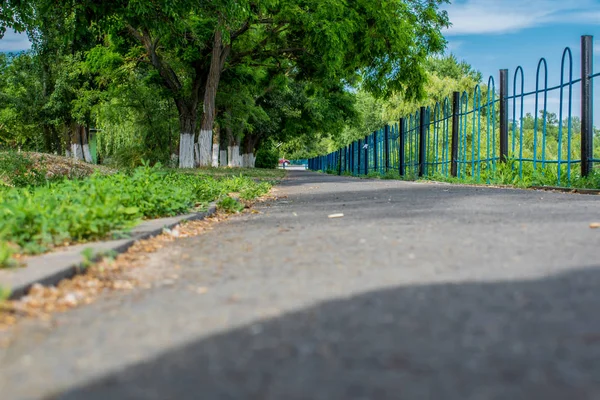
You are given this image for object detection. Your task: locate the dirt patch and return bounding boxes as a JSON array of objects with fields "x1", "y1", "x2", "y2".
[
  {"x1": 21, "y1": 152, "x2": 114, "y2": 179},
  {"x1": 0, "y1": 152, "x2": 114, "y2": 187}
]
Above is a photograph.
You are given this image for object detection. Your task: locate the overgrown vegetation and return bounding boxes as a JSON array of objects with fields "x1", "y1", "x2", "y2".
[
  {"x1": 0, "y1": 164, "x2": 274, "y2": 267},
  {"x1": 255, "y1": 148, "x2": 279, "y2": 169}
]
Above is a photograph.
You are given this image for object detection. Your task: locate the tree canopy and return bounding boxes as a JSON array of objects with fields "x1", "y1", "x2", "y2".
[{"x1": 0, "y1": 0, "x2": 451, "y2": 168}]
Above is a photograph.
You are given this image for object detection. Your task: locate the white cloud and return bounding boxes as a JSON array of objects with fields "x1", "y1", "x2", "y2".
[
  {"x1": 445, "y1": 0, "x2": 600, "y2": 36},
  {"x1": 445, "y1": 40, "x2": 464, "y2": 53},
  {"x1": 0, "y1": 30, "x2": 32, "y2": 52}
]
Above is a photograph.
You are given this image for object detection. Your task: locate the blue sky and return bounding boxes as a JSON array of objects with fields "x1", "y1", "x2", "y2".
[
  {"x1": 443, "y1": 0, "x2": 600, "y2": 123},
  {"x1": 1, "y1": 0, "x2": 599, "y2": 122}
]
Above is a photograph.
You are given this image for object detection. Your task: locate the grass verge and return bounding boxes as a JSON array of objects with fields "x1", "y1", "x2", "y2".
[{"x1": 0, "y1": 164, "x2": 279, "y2": 267}]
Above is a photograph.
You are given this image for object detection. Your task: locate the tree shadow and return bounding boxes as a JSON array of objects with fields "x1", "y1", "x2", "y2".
[{"x1": 59, "y1": 266, "x2": 600, "y2": 400}]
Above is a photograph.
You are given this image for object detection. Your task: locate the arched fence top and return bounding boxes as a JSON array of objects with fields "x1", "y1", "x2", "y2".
[{"x1": 308, "y1": 35, "x2": 596, "y2": 186}]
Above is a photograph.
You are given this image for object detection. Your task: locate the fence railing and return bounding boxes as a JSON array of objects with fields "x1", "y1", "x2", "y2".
[{"x1": 308, "y1": 36, "x2": 598, "y2": 187}]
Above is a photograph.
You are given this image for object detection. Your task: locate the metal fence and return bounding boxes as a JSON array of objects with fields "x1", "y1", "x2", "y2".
[{"x1": 308, "y1": 36, "x2": 598, "y2": 186}]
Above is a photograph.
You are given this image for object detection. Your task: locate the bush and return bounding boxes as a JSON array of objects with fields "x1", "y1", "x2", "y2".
[
  {"x1": 0, "y1": 151, "x2": 49, "y2": 187},
  {"x1": 255, "y1": 148, "x2": 279, "y2": 169}
]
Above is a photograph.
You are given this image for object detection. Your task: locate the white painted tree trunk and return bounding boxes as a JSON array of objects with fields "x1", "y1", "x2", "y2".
[
  {"x1": 71, "y1": 143, "x2": 84, "y2": 161},
  {"x1": 243, "y1": 153, "x2": 255, "y2": 168},
  {"x1": 228, "y1": 146, "x2": 241, "y2": 167},
  {"x1": 212, "y1": 144, "x2": 219, "y2": 167},
  {"x1": 179, "y1": 133, "x2": 195, "y2": 168},
  {"x1": 241, "y1": 154, "x2": 257, "y2": 168},
  {"x1": 219, "y1": 150, "x2": 227, "y2": 167},
  {"x1": 194, "y1": 143, "x2": 201, "y2": 167},
  {"x1": 198, "y1": 130, "x2": 213, "y2": 167},
  {"x1": 82, "y1": 143, "x2": 93, "y2": 163}
]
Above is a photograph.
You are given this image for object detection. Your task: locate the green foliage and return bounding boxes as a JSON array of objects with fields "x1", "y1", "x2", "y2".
[
  {"x1": 240, "y1": 181, "x2": 271, "y2": 201},
  {"x1": 0, "y1": 165, "x2": 272, "y2": 264},
  {"x1": 381, "y1": 170, "x2": 401, "y2": 180},
  {"x1": 0, "y1": 285, "x2": 12, "y2": 301},
  {"x1": 0, "y1": 242, "x2": 17, "y2": 269},
  {"x1": 255, "y1": 148, "x2": 279, "y2": 169},
  {"x1": 81, "y1": 247, "x2": 96, "y2": 269},
  {"x1": 217, "y1": 196, "x2": 245, "y2": 214},
  {"x1": 0, "y1": 151, "x2": 49, "y2": 187}
]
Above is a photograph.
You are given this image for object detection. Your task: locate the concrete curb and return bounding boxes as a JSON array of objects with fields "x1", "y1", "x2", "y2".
[
  {"x1": 0, "y1": 204, "x2": 217, "y2": 300},
  {"x1": 529, "y1": 186, "x2": 600, "y2": 195}
]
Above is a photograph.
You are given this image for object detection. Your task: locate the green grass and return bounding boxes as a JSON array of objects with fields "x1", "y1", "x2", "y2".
[
  {"x1": 217, "y1": 196, "x2": 245, "y2": 214},
  {"x1": 319, "y1": 162, "x2": 600, "y2": 190},
  {"x1": 0, "y1": 164, "x2": 275, "y2": 268},
  {"x1": 177, "y1": 167, "x2": 286, "y2": 181}
]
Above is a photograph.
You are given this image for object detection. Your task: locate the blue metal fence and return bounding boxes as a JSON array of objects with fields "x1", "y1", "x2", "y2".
[{"x1": 309, "y1": 35, "x2": 598, "y2": 187}]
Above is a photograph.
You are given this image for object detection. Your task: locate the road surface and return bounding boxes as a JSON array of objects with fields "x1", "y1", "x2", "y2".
[{"x1": 2, "y1": 170, "x2": 600, "y2": 399}]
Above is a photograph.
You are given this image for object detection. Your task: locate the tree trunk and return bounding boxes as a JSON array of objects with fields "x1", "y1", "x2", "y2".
[
  {"x1": 242, "y1": 134, "x2": 259, "y2": 168},
  {"x1": 81, "y1": 126, "x2": 93, "y2": 163},
  {"x1": 126, "y1": 26, "x2": 203, "y2": 169},
  {"x1": 178, "y1": 107, "x2": 197, "y2": 169},
  {"x1": 227, "y1": 133, "x2": 242, "y2": 168},
  {"x1": 198, "y1": 29, "x2": 231, "y2": 166},
  {"x1": 69, "y1": 123, "x2": 84, "y2": 161},
  {"x1": 212, "y1": 125, "x2": 220, "y2": 167}
]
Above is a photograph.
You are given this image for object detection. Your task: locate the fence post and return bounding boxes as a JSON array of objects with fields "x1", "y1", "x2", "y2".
[
  {"x1": 581, "y1": 35, "x2": 594, "y2": 177},
  {"x1": 337, "y1": 149, "x2": 342, "y2": 175},
  {"x1": 418, "y1": 107, "x2": 426, "y2": 177},
  {"x1": 384, "y1": 125, "x2": 390, "y2": 172},
  {"x1": 364, "y1": 137, "x2": 369, "y2": 175},
  {"x1": 357, "y1": 139, "x2": 362, "y2": 175},
  {"x1": 399, "y1": 118, "x2": 405, "y2": 176},
  {"x1": 350, "y1": 142, "x2": 354, "y2": 175},
  {"x1": 451, "y1": 92, "x2": 460, "y2": 177},
  {"x1": 499, "y1": 69, "x2": 509, "y2": 163},
  {"x1": 373, "y1": 130, "x2": 378, "y2": 173},
  {"x1": 353, "y1": 141, "x2": 357, "y2": 176}
]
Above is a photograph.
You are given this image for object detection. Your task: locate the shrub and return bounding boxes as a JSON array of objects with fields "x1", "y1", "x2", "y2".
[
  {"x1": 255, "y1": 148, "x2": 279, "y2": 169},
  {"x1": 0, "y1": 151, "x2": 49, "y2": 187},
  {"x1": 217, "y1": 196, "x2": 245, "y2": 214}
]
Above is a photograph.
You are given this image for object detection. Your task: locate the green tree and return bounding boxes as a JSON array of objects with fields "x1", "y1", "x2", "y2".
[{"x1": 71, "y1": 0, "x2": 448, "y2": 167}]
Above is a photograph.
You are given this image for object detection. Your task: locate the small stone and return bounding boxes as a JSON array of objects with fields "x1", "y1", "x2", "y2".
[
  {"x1": 62, "y1": 293, "x2": 78, "y2": 307},
  {"x1": 196, "y1": 287, "x2": 208, "y2": 295}
]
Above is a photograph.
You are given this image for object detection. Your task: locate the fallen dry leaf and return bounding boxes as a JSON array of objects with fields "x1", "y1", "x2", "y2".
[
  {"x1": 590, "y1": 223, "x2": 600, "y2": 229},
  {"x1": 328, "y1": 213, "x2": 345, "y2": 219},
  {"x1": 0, "y1": 189, "x2": 276, "y2": 332}
]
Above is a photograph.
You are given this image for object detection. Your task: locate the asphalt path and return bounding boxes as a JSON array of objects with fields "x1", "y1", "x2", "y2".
[{"x1": 2, "y1": 170, "x2": 600, "y2": 399}]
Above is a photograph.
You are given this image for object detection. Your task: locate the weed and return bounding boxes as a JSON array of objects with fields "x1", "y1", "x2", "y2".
[
  {"x1": 81, "y1": 248, "x2": 97, "y2": 270},
  {"x1": 0, "y1": 242, "x2": 17, "y2": 269},
  {"x1": 381, "y1": 171, "x2": 401, "y2": 180},
  {"x1": 0, "y1": 165, "x2": 273, "y2": 260},
  {"x1": 0, "y1": 285, "x2": 11, "y2": 302},
  {"x1": 217, "y1": 196, "x2": 245, "y2": 214}
]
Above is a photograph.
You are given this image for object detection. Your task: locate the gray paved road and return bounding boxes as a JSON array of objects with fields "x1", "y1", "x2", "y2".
[{"x1": 2, "y1": 170, "x2": 600, "y2": 399}]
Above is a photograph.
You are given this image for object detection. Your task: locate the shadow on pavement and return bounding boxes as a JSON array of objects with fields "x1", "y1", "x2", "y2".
[{"x1": 59, "y1": 266, "x2": 600, "y2": 400}]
